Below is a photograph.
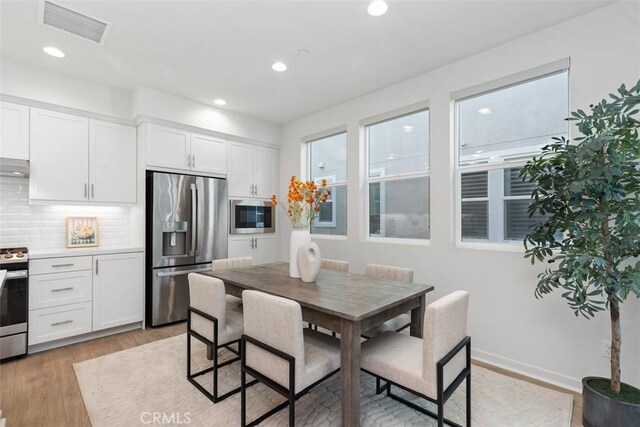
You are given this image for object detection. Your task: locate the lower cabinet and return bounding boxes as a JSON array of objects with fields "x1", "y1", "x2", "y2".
[
  {"x1": 93, "y1": 252, "x2": 144, "y2": 331},
  {"x1": 28, "y1": 251, "x2": 143, "y2": 347},
  {"x1": 228, "y1": 235, "x2": 278, "y2": 265}
]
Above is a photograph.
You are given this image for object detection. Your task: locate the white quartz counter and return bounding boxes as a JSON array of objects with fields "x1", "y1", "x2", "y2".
[{"x1": 29, "y1": 246, "x2": 144, "y2": 260}]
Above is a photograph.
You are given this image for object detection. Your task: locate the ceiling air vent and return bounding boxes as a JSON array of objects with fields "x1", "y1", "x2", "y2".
[{"x1": 39, "y1": 0, "x2": 111, "y2": 45}]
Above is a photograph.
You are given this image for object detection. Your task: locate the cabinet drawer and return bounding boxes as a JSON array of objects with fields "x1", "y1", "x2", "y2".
[
  {"x1": 30, "y1": 256, "x2": 93, "y2": 275},
  {"x1": 29, "y1": 270, "x2": 92, "y2": 310},
  {"x1": 28, "y1": 302, "x2": 92, "y2": 345}
]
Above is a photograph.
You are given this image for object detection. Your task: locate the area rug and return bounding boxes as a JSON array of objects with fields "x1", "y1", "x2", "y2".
[{"x1": 73, "y1": 334, "x2": 573, "y2": 426}]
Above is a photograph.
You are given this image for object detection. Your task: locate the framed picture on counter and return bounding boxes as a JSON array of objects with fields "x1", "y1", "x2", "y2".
[{"x1": 66, "y1": 217, "x2": 99, "y2": 248}]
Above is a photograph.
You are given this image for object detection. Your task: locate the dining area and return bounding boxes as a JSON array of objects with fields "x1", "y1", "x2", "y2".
[{"x1": 186, "y1": 257, "x2": 471, "y2": 427}]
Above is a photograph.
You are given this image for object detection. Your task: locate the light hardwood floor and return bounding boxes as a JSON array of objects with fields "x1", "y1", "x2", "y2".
[{"x1": 0, "y1": 324, "x2": 582, "y2": 426}]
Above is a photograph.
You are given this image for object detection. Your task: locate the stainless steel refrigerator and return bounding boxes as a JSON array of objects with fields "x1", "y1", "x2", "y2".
[{"x1": 146, "y1": 171, "x2": 228, "y2": 326}]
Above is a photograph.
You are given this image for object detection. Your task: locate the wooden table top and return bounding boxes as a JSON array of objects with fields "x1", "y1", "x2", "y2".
[{"x1": 204, "y1": 262, "x2": 434, "y2": 322}]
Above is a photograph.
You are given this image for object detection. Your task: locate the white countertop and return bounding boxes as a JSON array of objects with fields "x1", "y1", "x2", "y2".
[{"x1": 29, "y1": 246, "x2": 144, "y2": 260}]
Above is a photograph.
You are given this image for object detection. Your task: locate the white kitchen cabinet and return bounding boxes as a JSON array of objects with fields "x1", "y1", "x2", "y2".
[
  {"x1": 28, "y1": 302, "x2": 93, "y2": 346},
  {"x1": 228, "y1": 235, "x2": 278, "y2": 265},
  {"x1": 254, "y1": 146, "x2": 278, "y2": 198},
  {"x1": 0, "y1": 101, "x2": 29, "y2": 160},
  {"x1": 89, "y1": 120, "x2": 137, "y2": 203},
  {"x1": 190, "y1": 133, "x2": 227, "y2": 175},
  {"x1": 228, "y1": 141, "x2": 255, "y2": 197},
  {"x1": 30, "y1": 108, "x2": 89, "y2": 201},
  {"x1": 228, "y1": 141, "x2": 278, "y2": 198},
  {"x1": 29, "y1": 270, "x2": 93, "y2": 310},
  {"x1": 145, "y1": 123, "x2": 191, "y2": 171},
  {"x1": 92, "y1": 252, "x2": 144, "y2": 331}
]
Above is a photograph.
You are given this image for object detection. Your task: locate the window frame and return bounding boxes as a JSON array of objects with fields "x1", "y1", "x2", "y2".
[
  {"x1": 452, "y1": 59, "x2": 570, "y2": 251},
  {"x1": 361, "y1": 101, "x2": 431, "y2": 245},
  {"x1": 303, "y1": 127, "x2": 348, "y2": 238}
]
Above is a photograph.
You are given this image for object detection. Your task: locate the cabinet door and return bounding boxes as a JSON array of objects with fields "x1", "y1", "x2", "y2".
[
  {"x1": 190, "y1": 133, "x2": 227, "y2": 175},
  {"x1": 0, "y1": 101, "x2": 29, "y2": 160},
  {"x1": 228, "y1": 141, "x2": 255, "y2": 197},
  {"x1": 30, "y1": 108, "x2": 89, "y2": 201},
  {"x1": 89, "y1": 120, "x2": 137, "y2": 203},
  {"x1": 254, "y1": 147, "x2": 278, "y2": 199},
  {"x1": 254, "y1": 236, "x2": 278, "y2": 265},
  {"x1": 145, "y1": 123, "x2": 190, "y2": 171},
  {"x1": 228, "y1": 237, "x2": 254, "y2": 259},
  {"x1": 92, "y1": 252, "x2": 143, "y2": 331}
]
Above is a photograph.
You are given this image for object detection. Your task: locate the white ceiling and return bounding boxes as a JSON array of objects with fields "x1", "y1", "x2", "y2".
[{"x1": 0, "y1": 0, "x2": 611, "y2": 124}]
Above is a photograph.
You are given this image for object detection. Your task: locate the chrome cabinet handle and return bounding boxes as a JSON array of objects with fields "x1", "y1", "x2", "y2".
[
  {"x1": 52, "y1": 263, "x2": 73, "y2": 268},
  {"x1": 91, "y1": 183, "x2": 95, "y2": 199},
  {"x1": 84, "y1": 183, "x2": 87, "y2": 198},
  {"x1": 254, "y1": 184, "x2": 257, "y2": 195},
  {"x1": 95, "y1": 259, "x2": 99, "y2": 275},
  {"x1": 192, "y1": 155, "x2": 196, "y2": 168},
  {"x1": 254, "y1": 238, "x2": 257, "y2": 249},
  {"x1": 51, "y1": 320, "x2": 73, "y2": 326},
  {"x1": 51, "y1": 287, "x2": 74, "y2": 292},
  {"x1": 187, "y1": 154, "x2": 191, "y2": 168}
]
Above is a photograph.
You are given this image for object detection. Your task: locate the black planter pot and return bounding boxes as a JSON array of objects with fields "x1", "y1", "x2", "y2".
[{"x1": 582, "y1": 377, "x2": 640, "y2": 427}]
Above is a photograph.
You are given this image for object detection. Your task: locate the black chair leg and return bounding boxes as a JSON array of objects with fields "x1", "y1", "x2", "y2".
[
  {"x1": 466, "y1": 374, "x2": 471, "y2": 426},
  {"x1": 437, "y1": 399, "x2": 444, "y2": 427},
  {"x1": 241, "y1": 341, "x2": 247, "y2": 427},
  {"x1": 289, "y1": 389, "x2": 295, "y2": 426}
]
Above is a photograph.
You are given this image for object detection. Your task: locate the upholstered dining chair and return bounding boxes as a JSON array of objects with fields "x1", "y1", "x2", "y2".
[
  {"x1": 211, "y1": 256, "x2": 254, "y2": 308},
  {"x1": 240, "y1": 290, "x2": 341, "y2": 426},
  {"x1": 320, "y1": 258, "x2": 350, "y2": 272},
  {"x1": 362, "y1": 263, "x2": 414, "y2": 337},
  {"x1": 360, "y1": 291, "x2": 471, "y2": 427},
  {"x1": 187, "y1": 273, "x2": 253, "y2": 403}
]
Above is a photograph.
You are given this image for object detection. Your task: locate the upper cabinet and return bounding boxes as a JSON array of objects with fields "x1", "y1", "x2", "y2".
[
  {"x1": 89, "y1": 120, "x2": 137, "y2": 203},
  {"x1": 0, "y1": 101, "x2": 29, "y2": 160},
  {"x1": 228, "y1": 141, "x2": 278, "y2": 198},
  {"x1": 144, "y1": 123, "x2": 227, "y2": 176},
  {"x1": 30, "y1": 109, "x2": 90, "y2": 202},
  {"x1": 29, "y1": 108, "x2": 137, "y2": 203}
]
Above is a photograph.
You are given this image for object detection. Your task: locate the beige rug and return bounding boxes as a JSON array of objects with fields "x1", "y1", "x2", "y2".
[{"x1": 74, "y1": 334, "x2": 573, "y2": 426}]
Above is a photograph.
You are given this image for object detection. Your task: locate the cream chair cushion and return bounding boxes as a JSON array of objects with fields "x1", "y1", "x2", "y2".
[
  {"x1": 212, "y1": 257, "x2": 253, "y2": 308},
  {"x1": 361, "y1": 291, "x2": 469, "y2": 399},
  {"x1": 243, "y1": 290, "x2": 341, "y2": 393},
  {"x1": 364, "y1": 263, "x2": 414, "y2": 284},
  {"x1": 188, "y1": 273, "x2": 243, "y2": 346},
  {"x1": 321, "y1": 259, "x2": 349, "y2": 272}
]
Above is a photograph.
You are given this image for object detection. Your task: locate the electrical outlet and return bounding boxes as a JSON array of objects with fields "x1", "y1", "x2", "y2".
[{"x1": 601, "y1": 340, "x2": 611, "y2": 358}]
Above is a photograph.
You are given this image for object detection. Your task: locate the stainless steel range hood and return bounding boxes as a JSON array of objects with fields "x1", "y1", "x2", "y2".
[{"x1": 0, "y1": 158, "x2": 30, "y2": 178}]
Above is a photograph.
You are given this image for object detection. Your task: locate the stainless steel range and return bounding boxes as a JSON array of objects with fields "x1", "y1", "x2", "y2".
[{"x1": 0, "y1": 247, "x2": 29, "y2": 360}]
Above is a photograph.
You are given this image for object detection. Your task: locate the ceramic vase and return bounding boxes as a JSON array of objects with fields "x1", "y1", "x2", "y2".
[
  {"x1": 289, "y1": 228, "x2": 311, "y2": 278},
  {"x1": 297, "y1": 242, "x2": 321, "y2": 283}
]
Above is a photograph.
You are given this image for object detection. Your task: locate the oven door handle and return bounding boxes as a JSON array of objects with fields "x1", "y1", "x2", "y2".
[{"x1": 5, "y1": 270, "x2": 28, "y2": 280}]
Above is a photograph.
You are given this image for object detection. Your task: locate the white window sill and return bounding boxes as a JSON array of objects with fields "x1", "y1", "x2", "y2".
[
  {"x1": 456, "y1": 240, "x2": 525, "y2": 252},
  {"x1": 311, "y1": 234, "x2": 348, "y2": 241},
  {"x1": 364, "y1": 236, "x2": 430, "y2": 247}
]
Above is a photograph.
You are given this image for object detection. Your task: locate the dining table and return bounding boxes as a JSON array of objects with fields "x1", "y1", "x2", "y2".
[{"x1": 204, "y1": 262, "x2": 434, "y2": 426}]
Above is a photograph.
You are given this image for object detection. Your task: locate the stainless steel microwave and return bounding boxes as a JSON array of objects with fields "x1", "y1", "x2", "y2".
[{"x1": 230, "y1": 199, "x2": 275, "y2": 234}]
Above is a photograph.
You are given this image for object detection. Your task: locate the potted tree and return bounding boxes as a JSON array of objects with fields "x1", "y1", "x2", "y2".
[{"x1": 520, "y1": 81, "x2": 640, "y2": 426}]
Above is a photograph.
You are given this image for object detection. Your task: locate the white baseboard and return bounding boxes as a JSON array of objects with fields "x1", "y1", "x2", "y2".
[
  {"x1": 28, "y1": 322, "x2": 142, "y2": 354},
  {"x1": 472, "y1": 348, "x2": 582, "y2": 393}
]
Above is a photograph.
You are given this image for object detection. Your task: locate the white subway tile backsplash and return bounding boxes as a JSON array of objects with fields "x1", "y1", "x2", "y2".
[{"x1": 0, "y1": 177, "x2": 135, "y2": 251}]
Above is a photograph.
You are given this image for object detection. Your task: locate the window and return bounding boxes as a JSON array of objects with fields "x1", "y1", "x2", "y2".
[
  {"x1": 307, "y1": 131, "x2": 347, "y2": 236},
  {"x1": 364, "y1": 107, "x2": 430, "y2": 240},
  {"x1": 454, "y1": 63, "x2": 569, "y2": 245}
]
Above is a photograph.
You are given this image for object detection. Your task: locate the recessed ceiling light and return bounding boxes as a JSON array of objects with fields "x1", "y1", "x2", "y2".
[
  {"x1": 43, "y1": 46, "x2": 65, "y2": 58},
  {"x1": 475, "y1": 150, "x2": 483, "y2": 154},
  {"x1": 213, "y1": 99, "x2": 226, "y2": 106},
  {"x1": 297, "y1": 49, "x2": 310, "y2": 56},
  {"x1": 272, "y1": 62, "x2": 287, "y2": 72},
  {"x1": 368, "y1": 0, "x2": 388, "y2": 16},
  {"x1": 478, "y1": 107, "x2": 492, "y2": 115},
  {"x1": 403, "y1": 125, "x2": 414, "y2": 132}
]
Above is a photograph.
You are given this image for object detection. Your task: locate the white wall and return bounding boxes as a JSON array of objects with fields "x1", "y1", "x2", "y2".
[
  {"x1": 279, "y1": 2, "x2": 640, "y2": 391},
  {"x1": 0, "y1": 177, "x2": 134, "y2": 251}
]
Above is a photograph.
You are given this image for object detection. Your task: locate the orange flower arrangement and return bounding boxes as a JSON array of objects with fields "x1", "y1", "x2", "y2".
[{"x1": 272, "y1": 176, "x2": 332, "y2": 228}]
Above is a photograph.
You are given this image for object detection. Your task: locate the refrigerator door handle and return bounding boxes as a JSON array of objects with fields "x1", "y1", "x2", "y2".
[
  {"x1": 190, "y1": 183, "x2": 197, "y2": 257},
  {"x1": 156, "y1": 266, "x2": 212, "y2": 277}
]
